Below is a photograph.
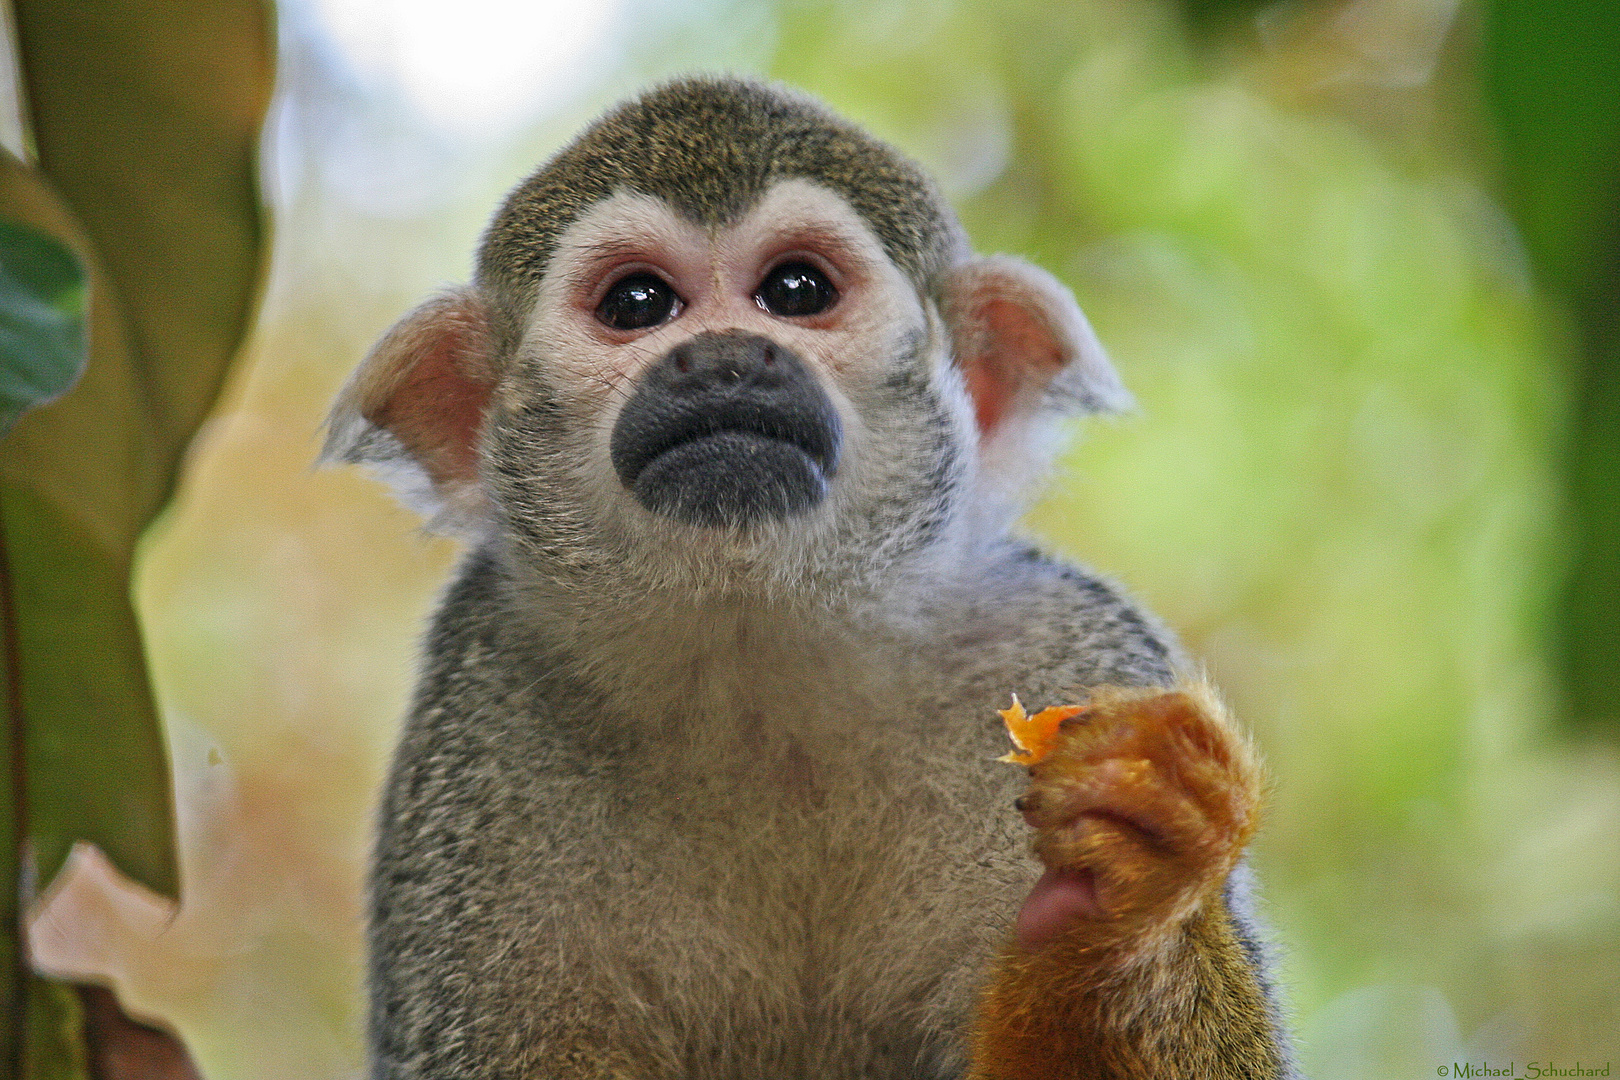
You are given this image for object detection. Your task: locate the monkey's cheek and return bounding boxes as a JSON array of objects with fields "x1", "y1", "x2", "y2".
[
  {"x1": 1014, "y1": 866, "x2": 1101, "y2": 950},
  {"x1": 630, "y1": 431, "x2": 831, "y2": 528}
]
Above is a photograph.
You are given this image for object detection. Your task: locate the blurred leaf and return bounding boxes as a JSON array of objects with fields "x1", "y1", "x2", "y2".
[
  {"x1": 1483, "y1": 0, "x2": 1620, "y2": 735},
  {"x1": 1483, "y1": 0, "x2": 1620, "y2": 293},
  {"x1": 0, "y1": 0, "x2": 274, "y2": 909},
  {"x1": 25, "y1": 978, "x2": 87, "y2": 1080},
  {"x1": 0, "y1": 220, "x2": 85, "y2": 435},
  {"x1": 0, "y1": 0, "x2": 273, "y2": 1073},
  {"x1": 0, "y1": 143, "x2": 121, "y2": 1080},
  {"x1": 10, "y1": 0, "x2": 275, "y2": 463},
  {"x1": 1175, "y1": 0, "x2": 1273, "y2": 39}
]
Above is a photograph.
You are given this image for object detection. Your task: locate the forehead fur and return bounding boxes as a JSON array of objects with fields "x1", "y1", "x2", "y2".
[{"x1": 476, "y1": 76, "x2": 967, "y2": 318}]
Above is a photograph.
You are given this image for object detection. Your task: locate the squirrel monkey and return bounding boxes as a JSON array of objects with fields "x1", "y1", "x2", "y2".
[{"x1": 326, "y1": 75, "x2": 1294, "y2": 1080}]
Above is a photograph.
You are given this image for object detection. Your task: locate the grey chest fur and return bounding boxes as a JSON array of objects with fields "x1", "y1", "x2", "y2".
[{"x1": 368, "y1": 547, "x2": 1171, "y2": 1078}]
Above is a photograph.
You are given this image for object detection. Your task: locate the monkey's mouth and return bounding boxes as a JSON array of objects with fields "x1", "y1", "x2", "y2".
[
  {"x1": 609, "y1": 331, "x2": 844, "y2": 529},
  {"x1": 612, "y1": 403, "x2": 842, "y2": 529}
]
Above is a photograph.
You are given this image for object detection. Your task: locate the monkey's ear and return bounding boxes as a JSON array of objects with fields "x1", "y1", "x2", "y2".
[
  {"x1": 943, "y1": 255, "x2": 1131, "y2": 437},
  {"x1": 322, "y1": 287, "x2": 497, "y2": 531}
]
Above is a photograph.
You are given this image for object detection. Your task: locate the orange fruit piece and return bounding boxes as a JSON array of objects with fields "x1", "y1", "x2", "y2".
[{"x1": 997, "y1": 695, "x2": 1087, "y2": 765}]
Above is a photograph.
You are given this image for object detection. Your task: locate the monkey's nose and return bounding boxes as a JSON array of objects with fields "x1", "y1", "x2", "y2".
[{"x1": 663, "y1": 332, "x2": 785, "y2": 390}]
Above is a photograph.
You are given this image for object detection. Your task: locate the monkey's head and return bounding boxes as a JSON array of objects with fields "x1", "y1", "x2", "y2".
[{"x1": 327, "y1": 77, "x2": 1128, "y2": 603}]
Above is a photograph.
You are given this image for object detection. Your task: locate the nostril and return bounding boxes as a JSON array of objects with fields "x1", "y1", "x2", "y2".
[{"x1": 762, "y1": 344, "x2": 776, "y2": 366}]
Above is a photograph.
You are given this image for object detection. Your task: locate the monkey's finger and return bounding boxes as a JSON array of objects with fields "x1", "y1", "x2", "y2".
[{"x1": 1022, "y1": 756, "x2": 1215, "y2": 862}]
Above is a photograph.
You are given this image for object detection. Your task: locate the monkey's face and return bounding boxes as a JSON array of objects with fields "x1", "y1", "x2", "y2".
[{"x1": 481, "y1": 179, "x2": 974, "y2": 593}]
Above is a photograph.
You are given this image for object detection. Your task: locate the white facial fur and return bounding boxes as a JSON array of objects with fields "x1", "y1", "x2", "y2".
[
  {"x1": 523, "y1": 179, "x2": 929, "y2": 412},
  {"x1": 487, "y1": 179, "x2": 981, "y2": 599}
]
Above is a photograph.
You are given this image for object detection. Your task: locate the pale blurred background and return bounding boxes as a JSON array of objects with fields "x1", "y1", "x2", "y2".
[{"x1": 70, "y1": 0, "x2": 1620, "y2": 1075}]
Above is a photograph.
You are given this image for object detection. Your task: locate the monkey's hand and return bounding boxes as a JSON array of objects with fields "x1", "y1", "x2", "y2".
[
  {"x1": 1012, "y1": 682, "x2": 1260, "y2": 952},
  {"x1": 970, "y1": 682, "x2": 1288, "y2": 1080}
]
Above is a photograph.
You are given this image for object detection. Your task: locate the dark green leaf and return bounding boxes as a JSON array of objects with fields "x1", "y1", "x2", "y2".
[{"x1": 0, "y1": 219, "x2": 86, "y2": 435}]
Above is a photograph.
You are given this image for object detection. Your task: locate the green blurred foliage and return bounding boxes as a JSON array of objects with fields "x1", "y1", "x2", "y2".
[
  {"x1": 0, "y1": 0, "x2": 273, "y2": 1074},
  {"x1": 1483, "y1": 0, "x2": 1620, "y2": 735}
]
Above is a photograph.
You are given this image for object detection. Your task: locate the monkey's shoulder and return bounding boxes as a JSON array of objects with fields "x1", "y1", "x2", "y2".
[
  {"x1": 925, "y1": 542, "x2": 1180, "y2": 704},
  {"x1": 391, "y1": 549, "x2": 599, "y2": 776}
]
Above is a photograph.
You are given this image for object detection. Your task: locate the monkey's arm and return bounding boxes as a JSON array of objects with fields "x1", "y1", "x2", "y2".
[{"x1": 968, "y1": 683, "x2": 1293, "y2": 1080}]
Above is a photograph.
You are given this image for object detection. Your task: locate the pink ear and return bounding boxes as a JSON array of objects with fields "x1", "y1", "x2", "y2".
[
  {"x1": 943, "y1": 255, "x2": 1129, "y2": 437},
  {"x1": 324, "y1": 288, "x2": 497, "y2": 526}
]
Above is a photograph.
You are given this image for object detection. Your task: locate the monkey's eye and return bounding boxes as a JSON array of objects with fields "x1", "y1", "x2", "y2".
[
  {"x1": 755, "y1": 262, "x2": 837, "y2": 318},
  {"x1": 597, "y1": 273, "x2": 680, "y2": 331}
]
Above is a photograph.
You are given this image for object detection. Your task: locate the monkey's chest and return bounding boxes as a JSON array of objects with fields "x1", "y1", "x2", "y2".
[{"x1": 578, "y1": 714, "x2": 1030, "y2": 1072}]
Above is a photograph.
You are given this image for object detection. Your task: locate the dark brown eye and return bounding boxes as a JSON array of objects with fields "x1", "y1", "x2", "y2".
[
  {"x1": 597, "y1": 273, "x2": 679, "y2": 330},
  {"x1": 756, "y1": 262, "x2": 837, "y2": 318}
]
